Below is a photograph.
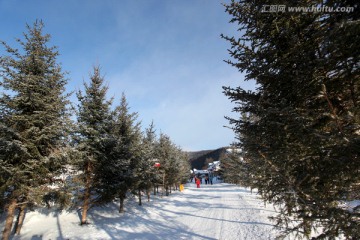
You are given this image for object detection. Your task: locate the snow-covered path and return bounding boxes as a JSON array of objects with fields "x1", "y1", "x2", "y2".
[
  {"x1": 180, "y1": 183, "x2": 278, "y2": 239},
  {"x1": 147, "y1": 183, "x2": 279, "y2": 240},
  {"x1": 6, "y1": 183, "x2": 280, "y2": 240}
]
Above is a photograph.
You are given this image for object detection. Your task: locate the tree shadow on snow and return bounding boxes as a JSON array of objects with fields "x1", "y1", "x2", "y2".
[{"x1": 83, "y1": 200, "x2": 217, "y2": 240}]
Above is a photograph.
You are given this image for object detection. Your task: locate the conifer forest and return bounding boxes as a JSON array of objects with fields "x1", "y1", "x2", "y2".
[
  {"x1": 1, "y1": 1, "x2": 360, "y2": 239},
  {"x1": 0, "y1": 21, "x2": 190, "y2": 240}
]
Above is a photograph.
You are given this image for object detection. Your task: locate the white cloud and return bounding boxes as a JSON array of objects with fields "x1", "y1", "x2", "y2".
[{"x1": 0, "y1": 0, "x2": 253, "y2": 151}]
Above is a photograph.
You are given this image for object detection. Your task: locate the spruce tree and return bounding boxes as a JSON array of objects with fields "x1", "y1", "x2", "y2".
[
  {"x1": 154, "y1": 133, "x2": 189, "y2": 196},
  {"x1": 74, "y1": 66, "x2": 113, "y2": 225},
  {"x1": 0, "y1": 20, "x2": 70, "y2": 239},
  {"x1": 138, "y1": 122, "x2": 158, "y2": 203},
  {"x1": 222, "y1": 1, "x2": 359, "y2": 238},
  {"x1": 102, "y1": 93, "x2": 142, "y2": 212},
  {"x1": 154, "y1": 133, "x2": 173, "y2": 196},
  {"x1": 172, "y1": 147, "x2": 191, "y2": 188}
]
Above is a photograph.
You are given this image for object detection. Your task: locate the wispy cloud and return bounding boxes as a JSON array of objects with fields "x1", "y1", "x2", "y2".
[{"x1": 0, "y1": 0, "x2": 254, "y2": 150}]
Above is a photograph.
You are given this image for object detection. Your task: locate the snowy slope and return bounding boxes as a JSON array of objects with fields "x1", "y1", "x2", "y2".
[{"x1": 3, "y1": 182, "x2": 281, "y2": 240}]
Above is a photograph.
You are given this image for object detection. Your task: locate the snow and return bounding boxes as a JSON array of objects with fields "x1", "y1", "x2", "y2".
[
  {"x1": 339, "y1": 199, "x2": 360, "y2": 213},
  {"x1": 347, "y1": 200, "x2": 360, "y2": 212},
  {"x1": 2, "y1": 182, "x2": 281, "y2": 240}
]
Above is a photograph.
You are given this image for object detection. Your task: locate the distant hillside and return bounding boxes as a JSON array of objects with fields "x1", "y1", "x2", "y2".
[
  {"x1": 188, "y1": 147, "x2": 228, "y2": 170},
  {"x1": 187, "y1": 150, "x2": 213, "y2": 160}
]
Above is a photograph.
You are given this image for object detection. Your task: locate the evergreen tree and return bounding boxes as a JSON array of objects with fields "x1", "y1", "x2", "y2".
[
  {"x1": 222, "y1": 1, "x2": 359, "y2": 238},
  {"x1": 137, "y1": 122, "x2": 158, "y2": 204},
  {"x1": 222, "y1": 147, "x2": 244, "y2": 185},
  {"x1": 154, "y1": 133, "x2": 189, "y2": 196},
  {"x1": 154, "y1": 133, "x2": 173, "y2": 196},
  {"x1": 101, "y1": 93, "x2": 142, "y2": 213},
  {"x1": 74, "y1": 66, "x2": 113, "y2": 225},
  {"x1": 173, "y1": 147, "x2": 191, "y2": 187},
  {"x1": 0, "y1": 21, "x2": 70, "y2": 239}
]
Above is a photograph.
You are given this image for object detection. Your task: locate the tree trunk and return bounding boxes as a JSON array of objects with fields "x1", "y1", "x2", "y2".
[
  {"x1": 138, "y1": 189, "x2": 142, "y2": 206},
  {"x1": 14, "y1": 204, "x2": 26, "y2": 235},
  {"x1": 2, "y1": 198, "x2": 17, "y2": 240},
  {"x1": 119, "y1": 193, "x2": 125, "y2": 213},
  {"x1": 146, "y1": 189, "x2": 150, "y2": 202},
  {"x1": 81, "y1": 195, "x2": 89, "y2": 225},
  {"x1": 153, "y1": 185, "x2": 156, "y2": 196},
  {"x1": 162, "y1": 173, "x2": 166, "y2": 197},
  {"x1": 81, "y1": 163, "x2": 92, "y2": 225}
]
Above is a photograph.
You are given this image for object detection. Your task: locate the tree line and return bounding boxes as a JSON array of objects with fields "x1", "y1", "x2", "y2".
[
  {"x1": 221, "y1": 0, "x2": 359, "y2": 239},
  {"x1": 0, "y1": 21, "x2": 190, "y2": 240}
]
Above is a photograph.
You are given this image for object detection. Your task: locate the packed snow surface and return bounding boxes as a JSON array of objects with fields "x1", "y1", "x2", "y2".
[{"x1": 6, "y1": 182, "x2": 281, "y2": 239}]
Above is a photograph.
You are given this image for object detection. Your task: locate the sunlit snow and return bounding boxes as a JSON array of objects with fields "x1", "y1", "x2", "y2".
[{"x1": 3, "y1": 182, "x2": 281, "y2": 240}]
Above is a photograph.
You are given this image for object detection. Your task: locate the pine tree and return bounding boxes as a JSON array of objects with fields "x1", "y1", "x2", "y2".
[
  {"x1": 222, "y1": 1, "x2": 359, "y2": 238},
  {"x1": 223, "y1": 1, "x2": 360, "y2": 239},
  {"x1": 101, "y1": 93, "x2": 143, "y2": 212},
  {"x1": 154, "y1": 133, "x2": 173, "y2": 196},
  {"x1": 173, "y1": 147, "x2": 191, "y2": 187},
  {"x1": 74, "y1": 66, "x2": 113, "y2": 225},
  {"x1": 154, "y1": 134, "x2": 189, "y2": 196},
  {"x1": 0, "y1": 20, "x2": 70, "y2": 239},
  {"x1": 137, "y1": 122, "x2": 158, "y2": 203}
]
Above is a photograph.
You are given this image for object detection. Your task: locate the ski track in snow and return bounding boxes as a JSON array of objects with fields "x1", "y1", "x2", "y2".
[{"x1": 4, "y1": 183, "x2": 280, "y2": 240}]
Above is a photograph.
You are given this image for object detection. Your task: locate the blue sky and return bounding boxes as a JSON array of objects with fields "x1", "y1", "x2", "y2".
[{"x1": 0, "y1": 0, "x2": 255, "y2": 151}]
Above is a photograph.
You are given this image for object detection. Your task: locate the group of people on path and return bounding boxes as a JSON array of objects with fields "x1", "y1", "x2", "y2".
[{"x1": 193, "y1": 174, "x2": 213, "y2": 188}]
